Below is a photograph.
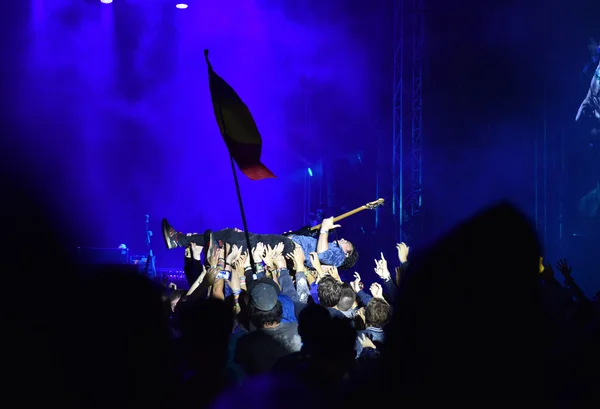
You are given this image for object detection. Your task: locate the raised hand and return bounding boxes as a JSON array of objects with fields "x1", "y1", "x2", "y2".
[
  {"x1": 370, "y1": 282, "x2": 384, "y2": 299},
  {"x1": 226, "y1": 244, "x2": 243, "y2": 266},
  {"x1": 374, "y1": 253, "x2": 391, "y2": 281},
  {"x1": 396, "y1": 242, "x2": 409, "y2": 263},
  {"x1": 285, "y1": 244, "x2": 305, "y2": 271},
  {"x1": 184, "y1": 233, "x2": 197, "y2": 259},
  {"x1": 556, "y1": 258, "x2": 573, "y2": 278},
  {"x1": 324, "y1": 265, "x2": 342, "y2": 282},
  {"x1": 309, "y1": 252, "x2": 324, "y2": 274},
  {"x1": 351, "y1": 272, "x2": 362, "y2": 293},
  {"x1": 228, "y1": 264, "x2": 242, "y2": 294},
  {"x1": 208, "y1": 245, "x2": 224, "y2": 268},
  {"x1": 359, "y1": 333, "x2": 377, "y2": 350},
  {"x1": 205, "y1": 266, "x2": 220, "y2": 286},
  {"x1": 266, "y1": 243, "x2": 284, "y2": 269},
  {"x1": 191, "y1": 242, "x2": 203, "y2": 262},
  {"x1": 321, "y1": 217, "x2": 341, "y2": 231},
  {"x1": 252, "y1": 242, "x2": 265, "y2": 264},
  {"x1": 233, "y1": 251, "x2": 248, "y2": 272},
  {"x1": 274, "y1": 253, "x2": 287, "y2": 270},
  {"x1": 263, "y1": 245, "x2": 277, "y2": 269},
  {"x1": 273, "y1": 242, "x2": 284, "y2": 256}
]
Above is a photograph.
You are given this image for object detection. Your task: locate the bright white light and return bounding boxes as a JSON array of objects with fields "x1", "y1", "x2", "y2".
[
  {"x1": 100, "y1": 0, "x2": 113, "y2": 4},
  {"x1": 175, "y1": 3, "x2": 188, "y2": 9}
]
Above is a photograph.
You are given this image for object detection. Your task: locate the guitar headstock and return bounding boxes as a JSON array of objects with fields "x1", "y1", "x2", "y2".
[{"x1": 365, "y1": 198, "x2": 385, "y2": 210}]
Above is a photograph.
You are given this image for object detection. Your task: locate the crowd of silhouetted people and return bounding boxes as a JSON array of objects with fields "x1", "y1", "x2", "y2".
[{"x1": 4, "y1": 174, "x2": 600, "y2": 409}]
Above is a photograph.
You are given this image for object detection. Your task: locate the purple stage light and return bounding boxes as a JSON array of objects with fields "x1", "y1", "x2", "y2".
[
  {"x1": 100, "y1": 0, "x2": 113, "y2": 4},
  {"x1": 176, "y1": 3, "x2": 188, "y2": 9}
]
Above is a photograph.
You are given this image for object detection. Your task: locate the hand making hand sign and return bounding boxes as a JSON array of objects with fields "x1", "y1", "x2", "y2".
[
  {"x1": 320, "y1": 217, "x2": 341, "y2": 233},
  {"x1": 374, "y1": 252, "x2": 391, "y2": 281},
  {"x1": 351, "y1": 272, "x2": 363, "y2": 292}
]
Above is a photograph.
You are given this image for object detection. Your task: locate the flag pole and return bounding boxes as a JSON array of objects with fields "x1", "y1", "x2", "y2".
[
  {"x1": 220, "y1": 109, "x2": 257, "y2": 275},
  {"x1": 204, "y1": 49, "x2": 259, "y2": 273}
]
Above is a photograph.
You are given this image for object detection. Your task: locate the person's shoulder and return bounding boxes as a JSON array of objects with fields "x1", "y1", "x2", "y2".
[
  {"x1": 267, "y1": 322, "x2": 299, "y2": 338},
  {"x1": 236, "y1": 329, "x2": 269, "y2": 354},
  {"x1": 278, "y1": 321, "x2": 299, "y2": 330},
  {"x1": 238, "y1": 328, "x2": 264, "y2": 344},
  {"x1": 327, "y1": 307, "x2": 347, "y2": 318}
]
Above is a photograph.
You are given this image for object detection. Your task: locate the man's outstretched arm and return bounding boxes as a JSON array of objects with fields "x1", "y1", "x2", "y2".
[
  {"x1": 316, "y1": 217, "x2": 338, "y2": 254},
  {"x1": 315, "y1": 217, "x2": 344, "y2": 265}
]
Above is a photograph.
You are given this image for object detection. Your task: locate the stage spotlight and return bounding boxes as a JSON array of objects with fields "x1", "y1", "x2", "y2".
[
  {"x1": 307, "y1": 168, "x2": 313, "y2": 177},
  {"x1": 100, "y1": 0, "x2": 113, "y2": 4},
  {"x1": 176, "y1": 3, "x2": 188, "y2": 9}
]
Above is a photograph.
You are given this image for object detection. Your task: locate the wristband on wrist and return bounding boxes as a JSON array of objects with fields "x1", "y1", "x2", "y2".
[
  {"x1": 319, "y1": 228, "x2": 329, "y2": 235},
  {"x1": 233, "y1": 289, "x2": 242, "y2": 296}
]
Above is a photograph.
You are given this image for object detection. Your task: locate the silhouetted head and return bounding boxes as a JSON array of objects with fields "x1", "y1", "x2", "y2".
[
  {"x1": 337, "y1": 283, "x2": 357, "y2": 312},
  {"x1": 365, "y1": 298, "x2": 392, "y2": 329},
  {"x1": 248, "y1": 282, "x2": 283, "y2": 328},
  {"x1": 382, "y1": 203, "x2": 545, "y2": 404},
  {"x1": 317, "y1": 276, "x2": 342, "y2": 308}
]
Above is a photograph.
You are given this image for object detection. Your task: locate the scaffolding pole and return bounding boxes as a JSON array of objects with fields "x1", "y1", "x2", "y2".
[
  {"x1": 392, "y1": 0, "x2": 424, "y2": 243},
  {"x1": 392, "y1": 0, "x2": 405, "y2": 243},
  {"x1": 409, "y1": 0, "x2": 424, "y2": 224}
]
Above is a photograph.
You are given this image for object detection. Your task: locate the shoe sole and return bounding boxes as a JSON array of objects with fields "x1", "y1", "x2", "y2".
[{"x1": 161, "y1": 218, "x2": 177, "y2": 250}]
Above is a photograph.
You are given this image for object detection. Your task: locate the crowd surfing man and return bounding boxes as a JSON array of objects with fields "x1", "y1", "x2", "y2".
[{"x1": 161, "y1": 217, "x2": 358, "y2": 270}]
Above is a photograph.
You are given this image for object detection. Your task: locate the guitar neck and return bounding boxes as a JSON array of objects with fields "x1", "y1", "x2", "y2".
[{"x1": 310, "y1": 206, "x2": 367, "y2": 231}]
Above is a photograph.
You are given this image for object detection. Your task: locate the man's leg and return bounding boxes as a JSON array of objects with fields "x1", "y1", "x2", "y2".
[
  {"x1": 162, "y1": 219, "x2": 209, "y2": 249},
  {"x1": 162, "y1": 219, "x2": 296, "y2": 254}
]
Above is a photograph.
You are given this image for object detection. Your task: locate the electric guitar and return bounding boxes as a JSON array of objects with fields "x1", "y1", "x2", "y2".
[{"x1": 286, "y1": 198, "x2": 385, "y2": 236}]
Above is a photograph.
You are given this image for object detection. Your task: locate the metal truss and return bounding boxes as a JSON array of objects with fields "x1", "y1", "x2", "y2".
[
  {"x1": 392, "y1": 0, "x2": 424, "y2": 243},
  {"x1": 391, "y1": 0, "x2": 405, "y2": 243}
]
